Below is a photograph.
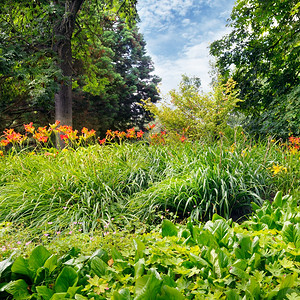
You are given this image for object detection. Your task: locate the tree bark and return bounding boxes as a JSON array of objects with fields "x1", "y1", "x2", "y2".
[{"x1": 53, "y1": 0, "x2": 84, "y2": 126}]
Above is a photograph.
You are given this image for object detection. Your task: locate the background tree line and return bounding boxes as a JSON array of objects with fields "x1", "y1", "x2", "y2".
[
  {"x1": 210, "y1": 0, "x2": 300, "y2": 138},
  {"x1": 0, "y1": 0, "x2": 160, "y2": 135}
]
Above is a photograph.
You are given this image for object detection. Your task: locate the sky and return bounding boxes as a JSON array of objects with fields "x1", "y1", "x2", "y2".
[{"x1": 137, "y1": 0, "x2": 236, "y2": 96}]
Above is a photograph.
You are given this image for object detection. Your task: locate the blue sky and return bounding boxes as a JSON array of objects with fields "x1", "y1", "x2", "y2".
[{"x1": 137, "y1": 0, "x2": 236, "y2": 95}]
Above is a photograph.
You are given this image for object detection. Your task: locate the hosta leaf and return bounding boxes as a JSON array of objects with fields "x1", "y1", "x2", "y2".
[
  {"x1": 135, "y1": 269, "x2": 162, "y2": 300},
  {"x1": 90, "y1": 256, "x2": 107, "y2": 277},
  {"x1": 282, "y1": 222, "x2": 300, "y2": 247},
  {"x1": 28, "y1": 245, "x2": 51, "y2": 272},
  {"x1": 44, "y1": 254, "x2": 58, "y2": 274},
  {"x1": 36, "y1": 286, "x2": 54, "y2": 300},
  {"x1": 134, "y1": 258, "x2": 145, "y2": 280},
  {"x1": 133, "y1": 238, "x2": 146, "y2": 262},
  {"x1": 112, "y1": 288, "x2": 131, "y2": 300},
  {"x1": 161, "y1": 219, "x2": 178, "y2": 237},
  {"x1": 0, "y1": 258, "x2": 13, "y2": 278},
  {"x1": 3, "y1": 279, "x2": 30, "y2": 300},
  {"x1": 204, "y1": 219, "x2": 230, "y2": 246},
  {"x1": 273, "y1": 191, "x2": 283, "y2": 208},
  {"x1": 157, "y1": 285, "x2": 185, "y2": 300},
  {"x1": 55, "y1": 266, "x2": 78, "y2": 293},
  {"x1": 90, "y1": 249, "x2": 109, "y2": 264},
  {"x1": 11, "y1": 256, "x2": 34, "y2": 280}
]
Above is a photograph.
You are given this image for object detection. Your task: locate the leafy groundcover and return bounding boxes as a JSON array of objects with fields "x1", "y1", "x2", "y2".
[{"x1": 0, "y1": 192, "x2": 299, "y2": 299}]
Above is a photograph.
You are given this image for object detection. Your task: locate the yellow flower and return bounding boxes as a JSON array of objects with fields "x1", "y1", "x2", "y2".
[
  {"x1": 270, "y1": 164, "x2": 287, "y2": 175},
  {"x1": 289, "y1": 147, "x2": 298, "y2": 155},
  {"x1": 241, "y1": 149, "x2": 247, "y2": 157}
]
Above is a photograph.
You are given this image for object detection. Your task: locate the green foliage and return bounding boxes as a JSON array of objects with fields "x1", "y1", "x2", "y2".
[
  {"x1": 210, "y1": 0, "x2": 300, "y2": 138},
  {"x1": 72, "y1": 16, "x2": 161, "y2": 135},
  {"x1": 1, "y1": 134, "x2": 300, "y2": 231},
  {"x1": 143, "y1": 75, "x2": 241, "y2": 142},
  {"x1": 0, "y1": 193, "x2": 299, "y2": 299},
  {"x1": 0, "y1": 0, "x2": 158, "y2": 133}
]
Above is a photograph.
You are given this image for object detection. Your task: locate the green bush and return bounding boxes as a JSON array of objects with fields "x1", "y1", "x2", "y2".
[{"x1": 142, "y1": 75, "x2": 241, "y2": 142}]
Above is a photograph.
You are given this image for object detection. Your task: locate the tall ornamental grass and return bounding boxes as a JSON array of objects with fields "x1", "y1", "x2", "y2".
[{"x1": 0, "y1": 136, "x2": 299, "y2": 232}]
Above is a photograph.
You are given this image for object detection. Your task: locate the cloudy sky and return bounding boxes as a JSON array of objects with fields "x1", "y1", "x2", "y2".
[{"x1": 137, "y1": 0, "x2": 236, "y2": 96}]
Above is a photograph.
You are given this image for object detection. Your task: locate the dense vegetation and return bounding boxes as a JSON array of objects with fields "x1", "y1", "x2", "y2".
[
  {"x1": 1, "y1": 0, "x2": 300, "y2": 298},
  {"x1": 210, "y1": 0, "x2": 300, "y2": 137}
]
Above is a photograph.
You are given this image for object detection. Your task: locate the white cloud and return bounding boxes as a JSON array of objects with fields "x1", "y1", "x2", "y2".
[{"x1": 137, "y1": 0, "x2": 235, "y2": 96}]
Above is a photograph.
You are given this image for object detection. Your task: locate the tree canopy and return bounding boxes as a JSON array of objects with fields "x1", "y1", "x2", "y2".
[
  {"x1": 210, "y1": 0, "x2": 300, "y2": 137},
  {"x1": 0, "y1": 0, "x2": 160, "y2": 133}
]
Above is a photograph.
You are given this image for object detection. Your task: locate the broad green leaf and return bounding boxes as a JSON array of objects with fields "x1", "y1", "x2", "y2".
[
  {"x1": 229, "y1": 266, "x2": 249, "y2": 280},
  {"x1": 161, "y1": 219, "x2": 178, "y2": 237},
  {"x1": 34, "y1": 266, "x2": 47, "y2": 285},
  {"x1": 66, "y1": 286, "x2": 82, "y2": 298},
  {"x1": 50, "y1": 293, "x2": 69, "y2": 299},
  {"x1": 36, "y1": 286, "x2": 54, "y2": 300},
  {"x1": 157, "y1": 285, "x2": 185, "y2": 300},
  {"x1": 135, "y1": 269, "x2": 162, "y2": 300},
  {"x1": 234, "y1": 234, "x2": 253, "y2": 259},
  {"x1": 4, "y1": 279, "x2": 30, "y2": 300},
  {"x1": 112, "y1": 288, "x2": 131, "y2": 300},
  {"x1": 0, "y1": 258, "x2": 13, "y2": 278},
  {"x1": 273, "y1": 191, "x2": 283, "y2": 208},
  {"x1": 134, "y1": 258, "x2": 145, "y2": 280},
  {"x1": 204, "y1": 219, "x2": 230, "y2": 246},
  {"x1": 194, "y1": 230, "x2": 218, "y2": 248},
  {"x1": 90, "y1": 256, "x2": 107, "y2": 277},
  {"x1": 282, "y1": 222, "x2": 300, "y2": 247},
  {"x1": 55, "y1": 266, "x2": 78, "y2": 293},
  {"x1": 11, "y1": 256, "x2": 34, "y2": 280},
  {"x1": 28, "y1": 245, "x2": 51, "y2": 272},
  {"x1": 90, "y1": 249, "x2": 109, "y2": 264},
  {"x1": 189, "y1": 253, "x2": 210, "y2": 268},
  {"x1": 44, "y1": 254, "x2": 58, "y2": 274},
  {"x1": 133, "y1": 238, "x2": 146, "y2": 262}
]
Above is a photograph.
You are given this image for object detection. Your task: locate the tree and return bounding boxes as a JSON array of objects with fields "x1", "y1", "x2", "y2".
[
  {"x1": 143, "y1": 75, "x2": 240, "y2": 142},
  {"x1": 0, "y1": 0, "x2": 138, "y2": 131},
  {"x1": 210, "y1": 0, "x2": 300, "y2": 137},
  {"x1": 77, "y1": 18, "x2": 161, "y2": 133}
]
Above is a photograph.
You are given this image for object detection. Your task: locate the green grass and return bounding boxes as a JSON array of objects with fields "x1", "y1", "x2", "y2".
[{"x1": 0, "y1": 137, "x2": 299, "y2": 234}]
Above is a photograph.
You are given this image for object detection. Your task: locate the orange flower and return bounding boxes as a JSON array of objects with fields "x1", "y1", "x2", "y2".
[
  {"x1": 126, "y1": 128, "x2": 136, "y2": 139},
  {"x1": 0, "y1": 139, "x2": 10, "y2": 147},
  {"x1": 99, "y1": 138, "x2": 106, "y2": 145},
  {"x1": 24, "y1": 122, "x2": 35, "y2": 134},
  {"x1": 34, "y1": 132, "x2": 48, "y2": 143},
  {"x1": 81, "y1": 127, "x2": 96, "y2": 140},
  {"x1": 137, "y1": 130, "x2": 144, "y2": 139},
  {"x1": 3, "y1": 129, "x2": 23, "y2": 143},
  {"x1": 180, "y1": 135, "x2": 187, "y2": 142},
  {"x1": 49, "y1": 120, "x2": 60, "y2": 130}
]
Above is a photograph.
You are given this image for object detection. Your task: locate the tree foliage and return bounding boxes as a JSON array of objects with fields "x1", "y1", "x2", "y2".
[
  {"x1": 210, "y1": 0, "x2": 300, "y2": 137},
  {"x1": 143, "y1": 75, "x2": 241, "y2": 141},
  {"x1": 0, "y1": 0, "x2": 159, "y2": 133},
  {"x1": 72, "y1": 15, "x2": 161, "y2": 135}
]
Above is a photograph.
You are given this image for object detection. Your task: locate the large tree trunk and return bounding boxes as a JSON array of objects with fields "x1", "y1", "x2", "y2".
[
  {"x1": 53, "y1": 0, "x2": 84, "y2": 135},
  {"x1": 53, "y1": 0, "x2": 84, "y2": 147}
]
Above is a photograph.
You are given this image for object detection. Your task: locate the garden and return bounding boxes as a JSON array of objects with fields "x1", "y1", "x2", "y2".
[
  {"x1": 0, "y1": 121, "x2": 299, "y2": 299},
  {"x1": 1, "y1": 0, "x2": 299, "y2": 298}
]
